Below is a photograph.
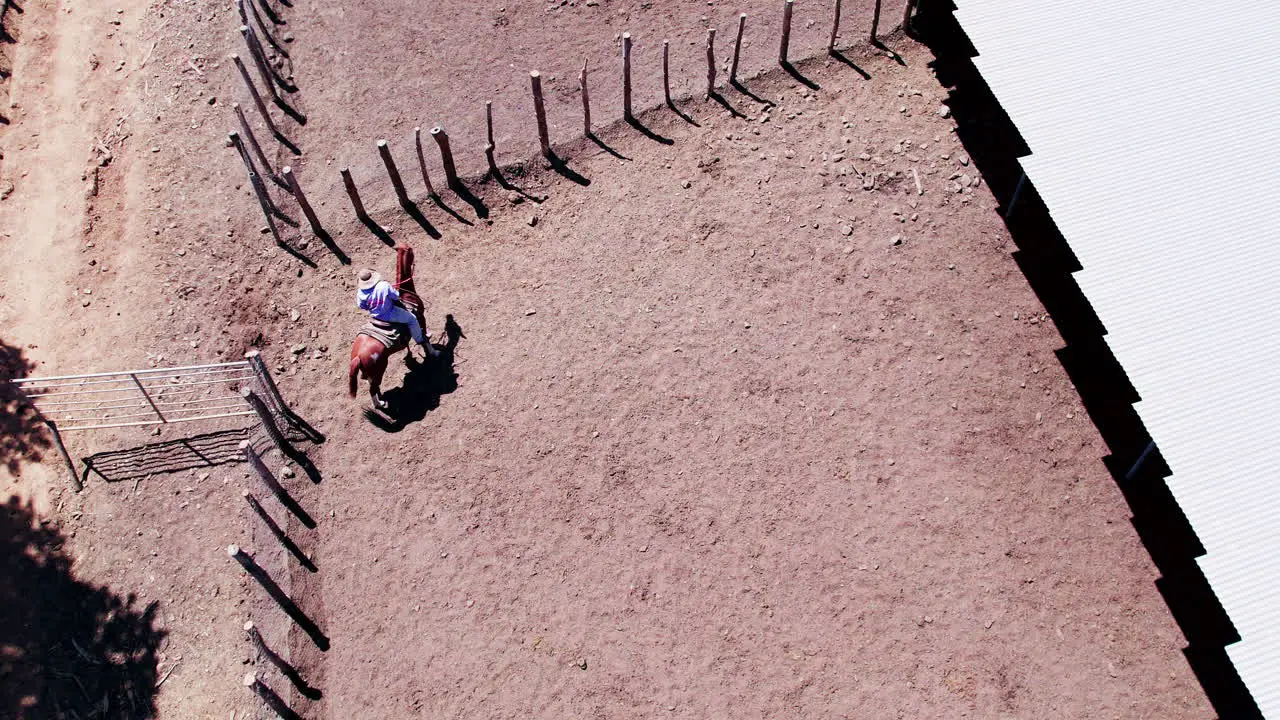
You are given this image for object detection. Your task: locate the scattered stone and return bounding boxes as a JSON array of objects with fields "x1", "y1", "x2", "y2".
[
  {"x1": 524, "y1": 309, "x2": 536, "y2": 316},
  {"x1": 681, "y1": 179, "x2": 692, "y2": 189},
  {"x1": 890, "y1": 235, "x2": 903, "y2": 246},
  {"x1": 291, "y1": 343, "x2": 307, "y2": 355},
  {"x1": 527, "y1": 215, "x2": 538, "y2": 227},
  {"x1": 289, "y1": 309, "x2": 301, "y2": 322},
  {"x1": 959, "y1": 154, "x2": 970, "y2": 166},
  {"x1": 577, "y1": 658, "x2": 587, "y2": 670},
  {"x1": 279, "y1": 466, "x2": 295, "y2": 479},
  {"x1": 840, "y1": 225, "x2": 852, "y2": 236},
  {"x1": 508, "y1": 192, "x2": 524, "y2": 205},
  {"x1": 936, "y1": 106, "x2": 951, "y2": 118}
]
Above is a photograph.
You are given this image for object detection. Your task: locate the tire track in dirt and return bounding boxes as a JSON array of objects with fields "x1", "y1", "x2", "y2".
[{"x1": 0, "y1": 0, "x2": 148, "y2": 498}]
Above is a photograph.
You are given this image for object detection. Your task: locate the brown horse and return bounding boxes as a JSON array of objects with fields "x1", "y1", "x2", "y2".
[{"x1": 348, "y1": 244, "x2": 430, "y2": 410}]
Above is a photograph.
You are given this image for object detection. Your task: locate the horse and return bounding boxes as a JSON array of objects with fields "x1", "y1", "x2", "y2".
[{"x1": 348, "y1": 244, "x2": 430, "y2": 410}]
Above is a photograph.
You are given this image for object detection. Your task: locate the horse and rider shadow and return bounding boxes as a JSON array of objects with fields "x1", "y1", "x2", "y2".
[{"x1": 360, "y1": 314, "x2": 463, "y2": 432}]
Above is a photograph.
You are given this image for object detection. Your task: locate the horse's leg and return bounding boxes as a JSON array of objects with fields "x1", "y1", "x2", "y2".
[{"x1": 368, "y1": 355, "x2": 389, "y2": 410}]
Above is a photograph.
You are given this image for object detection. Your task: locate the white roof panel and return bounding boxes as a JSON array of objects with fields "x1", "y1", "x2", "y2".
[{"x1": 952, "y1": 0, "x2": 1280, "y2": 715}]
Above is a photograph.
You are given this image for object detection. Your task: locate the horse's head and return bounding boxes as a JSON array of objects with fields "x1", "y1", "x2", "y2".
[{"x1": 395, "y1": 244, "x2": 415, "y2": 293}]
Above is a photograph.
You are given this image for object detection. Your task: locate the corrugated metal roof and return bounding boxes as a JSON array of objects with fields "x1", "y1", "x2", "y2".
[{"x1": 951, "y1": 0, "x2": 1280, "y2": 715}]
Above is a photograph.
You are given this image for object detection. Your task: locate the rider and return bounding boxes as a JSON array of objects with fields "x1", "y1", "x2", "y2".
[{"x1": 356, "y1": 268, "x2": 437, "y2": 356}]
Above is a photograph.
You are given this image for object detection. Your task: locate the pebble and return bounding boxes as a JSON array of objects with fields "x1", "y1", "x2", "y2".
[
  {"x1": 959, "y1": 154, "x2": 970, "y2": 166},
  {"x1": 508, "y1": 192, "x2": 524, "y2": 205},
  {"x1": 840, "y1": 225, "x2": 852, "y2": 236},
  {"x1": 527, "y1": 215, "x2": 538, "y2": 226},
  {"x1": 890, "y1": 235, "x2": 902, "y2": 246},
  {"x1": 681, "y1": 179, "x2": 692, "y2": 189},
  {"x1": 291, "y1": 344, "x2": 307, "y2": 354},
  {"x1": 936, "y1": 106, "x2": 951, "y2": 118},
  {"x1": 524, "y1": 309, "x2": 536, "y2": 316},
  {"x1": 279, "y1": 466, "x2": 295, "y2": 479},
  {"x1": 289, "y1": 309, "x2": 301, "y2": 322}
]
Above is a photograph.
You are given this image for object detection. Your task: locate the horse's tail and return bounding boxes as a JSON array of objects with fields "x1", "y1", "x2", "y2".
[{"x1": 348, "y1": 355, "x2": 361, "y2": 398}]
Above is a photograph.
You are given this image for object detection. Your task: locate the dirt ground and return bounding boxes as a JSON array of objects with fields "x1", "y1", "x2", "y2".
[{"x1": 0, "y1": 0, "x2": 1214, "y2": 718}]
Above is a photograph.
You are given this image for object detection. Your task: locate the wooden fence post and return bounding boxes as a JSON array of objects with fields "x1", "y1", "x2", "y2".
[
  {"x1": 234, "y1": 102, "x2": 285, "y2": 189},
  {"x1": 731, "y1": 13, "x2": 746, "y2": 82},
  {"x1": 705, "y1": 28, "x2": 716, "y2": 98},
  {"x1": 242, "y1": 387, "x2": 295, "y2": 458},
  {"x1": 870, "y1": 0, "x2": 882, "y2": 42},
  {"x1": 903, "y1": 0, "x2": 918, "y2": 32},
  {"x1": 779, "y1": 0, "x2": 794, "y2": 65},
  {"x1": 530, "y1": 71, "x2": 552, "y2": 160},
  {"x1": 241, "y1": 440, "x2": 316, "y2": 528},
  {"x1": 622, "y1": 33, "x2": 633, "y2": 121},
  {"x1": 231, "y1": 53, "x2": 280, "y2": 139},
  {"x1": 829, "y1": 0, "x2": 842, "y2": 53},
  {"x1": 377, "y1": 139, "x2": 411, "y2": 208},
  {"x1": 229, "y1": 131, "x2": 284, "y2": 248},
  {"x1": 281, "y1": 167, "x2": 323, "y2": 237},
  {"x1": 240, "y1": 25, "x2": 280, "y2": 105},
  {"x1": 413, "y1": 127, "x2": 437, "y2": 197},
  {"x1": 662, "y1": 40, "x2": 672, "y2": 106},
  {"x1": 243, "y1": 672, "x2": 303, "y2": 720},
  {"x1": 339, "y1": 167, "x2": 369, "y2": 221},
  {"x1": 431, "y1": 126, "x2": 460, "y2": 190},
  {"x1": 484, "y1": 101, "x2": 500, "y2": 178},
  {"x1": 244, "y1": 621, "x2": 316, "y2": 697},
  {"x1": 243, "y1": 490, "x2": 316, "y2": 570},
  {"x1": 45, "y1": 420, "x2": 83, "y2": 492},
  {"x1": 228, "y1": 545, "x2": 329, "y2": 650},
  {"x1": 579, "y1": 59, "x2": 591, "y2": 136}
]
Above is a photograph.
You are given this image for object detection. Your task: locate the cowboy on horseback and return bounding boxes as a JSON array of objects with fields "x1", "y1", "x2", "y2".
[{"x1": 355, "y1": 268, "x2": 438, "y2": 358}]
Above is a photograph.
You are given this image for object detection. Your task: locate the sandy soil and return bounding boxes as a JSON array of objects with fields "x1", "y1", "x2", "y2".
[{"x1": 0, "y1": 0, "x2": 1214, "y2": 718}]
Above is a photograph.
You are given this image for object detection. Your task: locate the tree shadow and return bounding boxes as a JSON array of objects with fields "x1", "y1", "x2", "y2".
[
  {"x1": 780, "y1": 61, "x2": 820, "y2": 90},
  {"x1": 0, "y1": 497, "x2": 167, "y2": 719},
  {"x1": 829, "y1": 49, "x2": 872, "y2": 79},
  {"x1": 0, "y1": 339, "x2": 50, "y2": 476},
  {"x1": 625, "y1": 116, "x2": 674, "y2": 146},
  {"x1": 363, "y1": 315, "x2": 462, "y2": 432},
  {"x1": 548, "y1": 151, "x2": 590, "y2": 187}
]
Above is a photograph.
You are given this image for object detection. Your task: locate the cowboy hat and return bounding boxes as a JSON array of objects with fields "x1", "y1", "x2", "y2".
[{"x1": 357, "y1": 269, "x2": 381, "y2": 291}]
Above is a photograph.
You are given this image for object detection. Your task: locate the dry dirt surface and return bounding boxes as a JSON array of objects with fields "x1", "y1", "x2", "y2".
[{"x1": 0, "y1": 0, "x2": 1215, "y2": 718}]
